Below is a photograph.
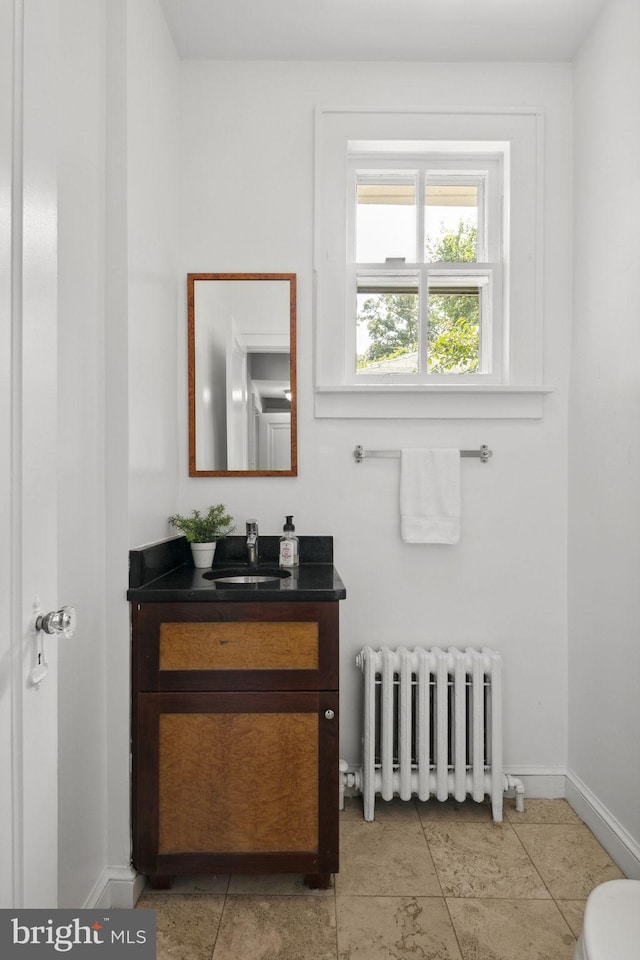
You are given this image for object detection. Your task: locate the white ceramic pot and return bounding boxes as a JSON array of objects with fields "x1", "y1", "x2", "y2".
[{"x1": 190, "y1": 541, "x2": 217, "y2": 568}]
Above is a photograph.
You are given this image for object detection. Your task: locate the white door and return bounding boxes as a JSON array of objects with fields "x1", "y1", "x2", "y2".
[
  {"x1": 258, "y1": 413, "x2": 292, "y2": 470},
  {"x1": 0, "y1": 0, "x2": 60, "y2": 908}
]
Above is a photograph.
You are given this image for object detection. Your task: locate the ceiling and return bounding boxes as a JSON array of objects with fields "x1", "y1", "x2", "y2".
[{"x1": 158, "y1": 0, "x2": 608, "y2": 63}]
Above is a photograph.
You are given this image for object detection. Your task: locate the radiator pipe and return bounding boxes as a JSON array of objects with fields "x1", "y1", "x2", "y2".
[
  {"x1": 338, "y1": 760, "x2": 361, "y2": 809},
  {"x1": 504, "y1": 774, "x2": 526, "y2": 812},
  {"x1": 340, "y1": 763, "x2": 525, "y2": 813}
]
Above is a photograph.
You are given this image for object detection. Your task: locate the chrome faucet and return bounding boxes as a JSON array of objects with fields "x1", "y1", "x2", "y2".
[{"x1": 246, "y1": 519, "x2": 258, "y2": 566}]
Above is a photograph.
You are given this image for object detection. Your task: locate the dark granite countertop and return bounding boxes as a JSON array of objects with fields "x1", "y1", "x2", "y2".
[{"x1": 127, "y1": 535, "x2": 346, "y2": 603}]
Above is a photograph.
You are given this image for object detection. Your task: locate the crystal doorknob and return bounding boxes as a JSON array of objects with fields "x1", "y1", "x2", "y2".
[{"x1": 35, "y1": 606, "x2": 77, "y2": 638}]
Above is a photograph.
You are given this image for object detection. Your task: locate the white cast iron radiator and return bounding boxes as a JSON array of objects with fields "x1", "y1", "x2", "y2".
[{"x1": 356, "y1": 646, "x2": 506, "y2": 822}]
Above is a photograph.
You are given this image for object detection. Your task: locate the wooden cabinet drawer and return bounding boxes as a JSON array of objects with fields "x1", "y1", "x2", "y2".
[
  {"x1": 133, "y1": 600, "x2": 339, "y2": 692},
  {"x1": 159, "y1": 620, "x2": 319, "y2": 672}
]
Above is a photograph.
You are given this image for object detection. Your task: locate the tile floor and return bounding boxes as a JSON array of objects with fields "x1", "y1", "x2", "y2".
[{"x1": 137, "y1": 797, "x2": 625, "y2": 960}]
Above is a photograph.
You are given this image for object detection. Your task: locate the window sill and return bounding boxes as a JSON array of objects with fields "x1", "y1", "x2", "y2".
[{"x1": 314, "y1": 384, "x2": 553, "y2": 419}]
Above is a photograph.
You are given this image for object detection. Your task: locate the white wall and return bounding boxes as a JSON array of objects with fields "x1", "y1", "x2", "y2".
[
  {"x1": 127, "y1": 0, "x2": 180, "y2": 547},
  {"x1": 569, "y1": 0, "x2": 640, "y2": 874},
  {"x1": 56, "y1": 0, "x2": 180, "y2": 906},
  {"x1": 177, "y1": 61, "x2": 574, "y2": 780},
  {"x1": 57, "y1": 0, "x2": 110, "y2": 907}
]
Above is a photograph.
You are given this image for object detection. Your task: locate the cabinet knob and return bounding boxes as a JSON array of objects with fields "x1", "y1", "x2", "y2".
[{"x1": 324, "y1": 709, "x2": 335, "y2": 720}]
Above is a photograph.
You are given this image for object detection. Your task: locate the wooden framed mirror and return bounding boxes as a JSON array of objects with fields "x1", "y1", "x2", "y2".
[{"x1": 188, "y1": 273, "x2": 297, "y2": 477}]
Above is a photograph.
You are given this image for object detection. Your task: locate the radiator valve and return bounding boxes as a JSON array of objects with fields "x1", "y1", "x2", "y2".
[
  {"x1": 503, "y1": 774, "x2": 526, "y2": 812},
  {"x1": 338, "y1": 760, "x2": 361, "y2": 809}
]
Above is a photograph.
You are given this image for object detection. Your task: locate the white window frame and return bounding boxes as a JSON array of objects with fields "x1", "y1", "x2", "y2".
[
  {"x1": 347, "y1": 151, "x2": 503, "y2": 384},
  {"x1": 313, "y1": 108, "x2": 550, "y2": 419}
]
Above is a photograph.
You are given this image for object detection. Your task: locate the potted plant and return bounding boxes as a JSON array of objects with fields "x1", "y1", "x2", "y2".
[{"x1": 168, "y1": 504, "x2": 236, "y2": 568}]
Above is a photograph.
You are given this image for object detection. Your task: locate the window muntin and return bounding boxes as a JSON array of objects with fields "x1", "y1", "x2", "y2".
[{"x1": 349, "y1": 154, "x2": 500, "y2": 382}]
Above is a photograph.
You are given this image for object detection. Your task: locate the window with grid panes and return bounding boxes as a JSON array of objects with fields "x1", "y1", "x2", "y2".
[
  {"x1": 313, "y1": 109, "x2": 547, "y2": 419},
  {"x1": 347, "y1": 150, "x2": 504, "y2": 383}
]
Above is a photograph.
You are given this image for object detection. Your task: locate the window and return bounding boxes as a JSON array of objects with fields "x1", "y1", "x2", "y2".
[
  {"x1": 314, "y1": 109, "x2": 548, "y2": 418},
  {"x1": 348, "y1": 151, "x2": 502, "y2": 382}
]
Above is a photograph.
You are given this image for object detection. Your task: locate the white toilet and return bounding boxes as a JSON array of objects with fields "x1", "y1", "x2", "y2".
[{"x1": 574, "y1": 879, "x2": 640, "y2": 959}]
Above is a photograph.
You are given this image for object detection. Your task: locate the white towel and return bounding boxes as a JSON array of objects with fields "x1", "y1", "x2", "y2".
[{"x1": 400, "y1": 449, "x2": 461, "y2": 544}]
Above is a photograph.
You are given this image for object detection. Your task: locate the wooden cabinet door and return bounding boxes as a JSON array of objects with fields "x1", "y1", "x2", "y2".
[{"x1": 135, "y1": 690, "x2": 338, "y2": 879}]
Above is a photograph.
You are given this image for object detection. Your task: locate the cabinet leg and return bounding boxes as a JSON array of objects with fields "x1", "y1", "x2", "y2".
[
  {"x1": 304, "y1": 872, "x2": 332, "y2": 890},
  {"x1": 148, "y1": 874, "x2": 173, "y2": 890}
]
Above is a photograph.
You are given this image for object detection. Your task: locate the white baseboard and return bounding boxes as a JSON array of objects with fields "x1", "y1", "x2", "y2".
[
  {"x1": 566, "y1": 770, "x2": 640, "y2": 880},
  {"x1": 83, "y1": 865, "x2": 144, "y2": 909},
  {"x1": 502, "y1": 766, "x2": 567, "y2": 799}
]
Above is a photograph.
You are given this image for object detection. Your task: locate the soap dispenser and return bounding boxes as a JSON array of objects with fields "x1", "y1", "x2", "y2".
[{"x1": 279, "y1": 515, "x2": 299, "y2": 567}]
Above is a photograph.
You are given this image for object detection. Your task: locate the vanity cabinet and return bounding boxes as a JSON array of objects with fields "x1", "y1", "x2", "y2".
[{"x1": 131, "y1": 600, "x2": 339, "y2": 889}]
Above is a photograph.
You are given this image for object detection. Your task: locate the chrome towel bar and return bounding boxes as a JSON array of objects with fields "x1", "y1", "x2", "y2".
[{"x1": 354, "y1": 445, "x2": 493, "y2": 464}]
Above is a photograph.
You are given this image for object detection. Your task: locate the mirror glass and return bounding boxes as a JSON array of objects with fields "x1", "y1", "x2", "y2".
[{"x1": 188, "y1": 273, "x2": 297, "y2": 476}]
